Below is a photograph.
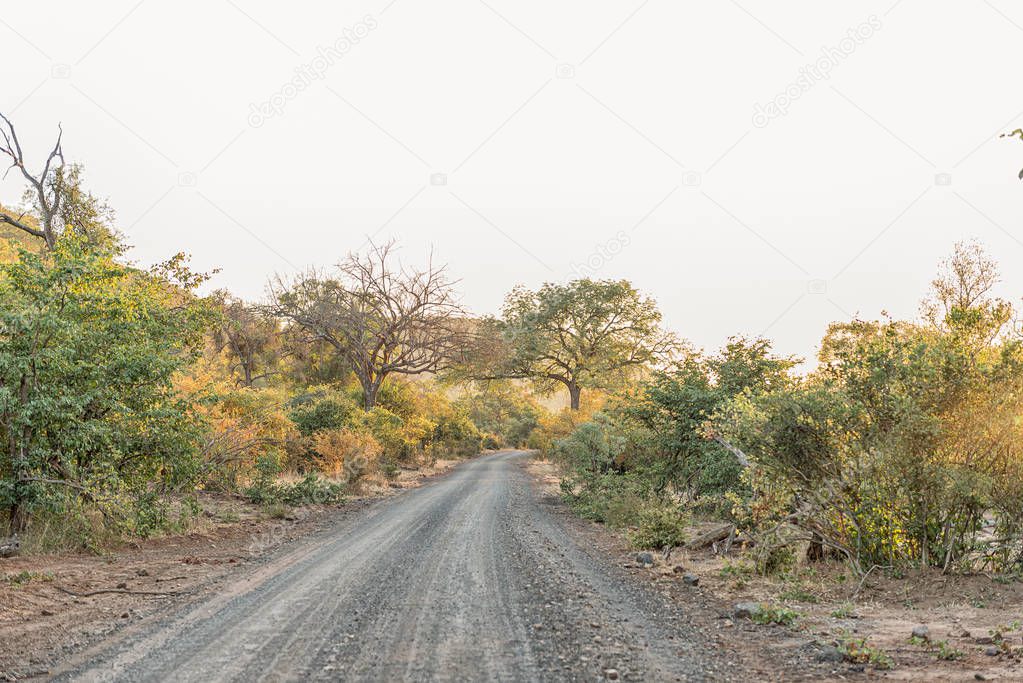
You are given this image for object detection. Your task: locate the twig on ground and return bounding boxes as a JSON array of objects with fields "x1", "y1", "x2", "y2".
[
  {"x1": 851, "y1": 564, "x2": 891, "y2": 599},
  {"x1": 56, "y1": 586, "x2": 183, "y2": 598}
]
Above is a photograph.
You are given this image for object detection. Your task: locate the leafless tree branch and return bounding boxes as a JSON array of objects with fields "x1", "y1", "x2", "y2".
[
  {"x1": 268, "y1": 240, "x2": 469, "y2": 409},
  {"x1": 0, "y1": 112, "x2": 64, "y2": 249}
]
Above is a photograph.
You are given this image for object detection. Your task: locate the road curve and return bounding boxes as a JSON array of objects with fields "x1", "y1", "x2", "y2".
[{"x1": 58, "y1": 451, "x2": 739, "y2": 682}]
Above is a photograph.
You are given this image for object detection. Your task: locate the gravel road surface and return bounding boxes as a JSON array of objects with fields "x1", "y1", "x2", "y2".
[{"x1": 56, "y1": 451, "x2": 743, "y2": 682}]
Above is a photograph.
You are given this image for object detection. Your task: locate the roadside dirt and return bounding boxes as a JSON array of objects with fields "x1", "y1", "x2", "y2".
[
  {"x1": 0, "y1": 458, "x2": 462, "y2": 681},
  {"x1": 684, "y1": 549, "x2": 1023, "y2": 682},
  {"x1": 525, "y1": 458, "x2": 1023, "y2": 682}
]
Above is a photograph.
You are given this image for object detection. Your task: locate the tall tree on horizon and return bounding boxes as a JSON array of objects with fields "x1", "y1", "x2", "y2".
[{"x1": 476, "y1": 279, "x2": 677, "y2": 410}]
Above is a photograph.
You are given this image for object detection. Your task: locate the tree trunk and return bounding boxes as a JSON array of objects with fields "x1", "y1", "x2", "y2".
[
  {"x1": 353, "y1": 370, "x2": 381, "y2": 411},
  {"x1": 806, "y1": 532, "x2": 826, "y2": 562},
  {"x1": 361, "y1": 376, "x2": 383, "y2": 411},
  {"x1": 6, "y1": 375, "x2": 30, "y2": 536},
  {"x1": 8, "y1": 502, "x2": 26, "y2": 537},
  {"x1": 568, "y1": 382, "x2": 581, "y2": 411}
]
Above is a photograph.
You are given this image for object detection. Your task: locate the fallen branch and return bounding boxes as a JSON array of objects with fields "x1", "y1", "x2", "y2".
[
  {"x1": 686, "y1": 523, "x2": 734, "y2": 550},
  {"x1": 712, "y1": 436, "x2": 750, "y2": 468},
  {"x1": 154, "y1": 575, "x2": 188, "y2": 583},
  {"x1": 56, "y1": 586, "x2": 182, "y2": 598},
  {"x1": 851, "y1": 564, "x2": 891, "y2": 599}
]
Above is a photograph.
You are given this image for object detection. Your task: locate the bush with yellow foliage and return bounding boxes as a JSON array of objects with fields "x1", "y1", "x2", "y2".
[{"x1": 311, "y1": 429, "x2": 382, "y2": 488}]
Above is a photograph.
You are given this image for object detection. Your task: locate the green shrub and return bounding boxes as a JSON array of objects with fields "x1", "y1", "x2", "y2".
[
  {"x1": 243, "y1": 455, "x2": 345, "y2": 507},
  {"x1": 431, "y1": 411, "x2": 482, "y2": 458},
  {"x1": 245, "y1": 473, "x2": 345, "y2": 507},
  {"x1": 132, "y1": 492, "x2": 172, "y2": 538},
  {"x1": 456, "y1": 383, "x2": 543, "y2": 449},
  {"x1": 379, "y1": 456, "x2": 400, "y2": 480},
  {"x1": 358, "y1": 407, "x2": 408, "y2": 460},
  {"x1": 752, "y1": 541, "x2": 797, "y2": 576},
  {"x1": 560, "y1": 472, "x2": 649, "y2": 528},
  {"x1": 935, "y1": 641, "x2": 964, "y2": 661},
  {"x1": 289, "y1": 391, "x2": 360, "y2": 436},
  {"x1": 779, "y1": 587, "x2": 819, "y2": 604},
  {"x1": 628, "y1": 505, "x2": 689, "y2": 549},
  {"x1": 717, "y1": 302, "x2": 1023, "y2": 574},
  {"x1": 751, "y1": 604, "x2": 799, "y2": 626},
  {"x1": 830, "y1": 603, "x2": 856, "y2": 618},
  {"x1": 551, "y1": 420, "x2": 617, "y2": 473},
  {"x1": 720, "y1": 560, "x2": 753, "y2": 579},
  {"x1": 0, "y1": 236, "x2": 215, "y2": 539},
  {"x1": 4, "y1": 570, "x2": 53, "y2": 586},
  {"x1": 837, "y1": 638, "x2": 895, "y2": 670}
]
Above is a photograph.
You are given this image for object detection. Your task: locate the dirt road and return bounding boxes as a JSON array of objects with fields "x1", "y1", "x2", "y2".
[{"x1": 54, "y1": 451, "x2": 752, "y2": 682}]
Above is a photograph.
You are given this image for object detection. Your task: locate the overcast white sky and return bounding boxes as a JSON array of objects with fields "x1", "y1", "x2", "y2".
[{"x1": 2, "y1": 1, "x2": 1023, "y2": 365}]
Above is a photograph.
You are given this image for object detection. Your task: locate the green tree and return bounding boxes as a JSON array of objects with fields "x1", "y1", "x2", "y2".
[
  {"x1": 718, "y1": 245, "x2": 1023, "y2": 572},
  {"x1": 712, "y1": 336, "x2": 797, "y2": 397},
  {"x1": 0, "y1": 236, "x2": 215, "y2": 536},
  {"x1": 621, "y1": 337, "x2": 797, "y2": 497},
  {"x1": 488, "y1": 279, "x2": 675, "y2": 410},
  {"x1": 455, "y1": 382, "x2": 544, "y2": 448},
  {"x1": 212, "y1": 291, "x2": 281, "y2": 387},
  {"x1": 921, "y1": 239, "x2": 1012, "y2": 345}
]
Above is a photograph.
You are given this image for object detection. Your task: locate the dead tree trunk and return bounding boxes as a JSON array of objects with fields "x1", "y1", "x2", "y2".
[{"x1": 0, "y1": 113, "x2": 64, "y2": 249}]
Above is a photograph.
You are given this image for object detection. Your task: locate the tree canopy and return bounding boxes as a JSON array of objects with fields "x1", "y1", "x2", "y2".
[
  {"x1": 479, "y1": 279, "x2": 676, "y2": 410},
  {"x1": 0, "y1": 236, "x2": 216, "y2": 535},
  {"x1": 269, "y1": 241, "x2": 468, "y2": 410}
]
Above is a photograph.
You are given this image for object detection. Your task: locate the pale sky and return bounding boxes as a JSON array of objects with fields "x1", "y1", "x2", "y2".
[{"x1": 3, "y1": 1, "x2": 1023, "y2": 366}]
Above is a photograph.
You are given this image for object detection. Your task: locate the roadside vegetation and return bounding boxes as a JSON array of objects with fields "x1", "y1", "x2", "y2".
[
  {"x1": 524, "y1": 240, "x2": 1023, "y2": 674},
  {"x1": 539, "y1": 239, "x2": 1023, "y2": 578},
  {"x1": 0, "y1": 115, "x2": 542, "y2": 552},
  {"x1": 3, "y1": 112, "x2": 1023, "y2": 675}
]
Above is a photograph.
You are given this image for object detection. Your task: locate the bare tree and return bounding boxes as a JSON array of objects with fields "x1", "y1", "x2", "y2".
[
  {"x1": 269, "y1": 241, "x2": 468, "y2": 409},
  {"x1": 212, "y1": 291, "x2": 282, "y2": 387},
  {"x1": 0, "y1": 113, "x2": 64, "y2": 249}
]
